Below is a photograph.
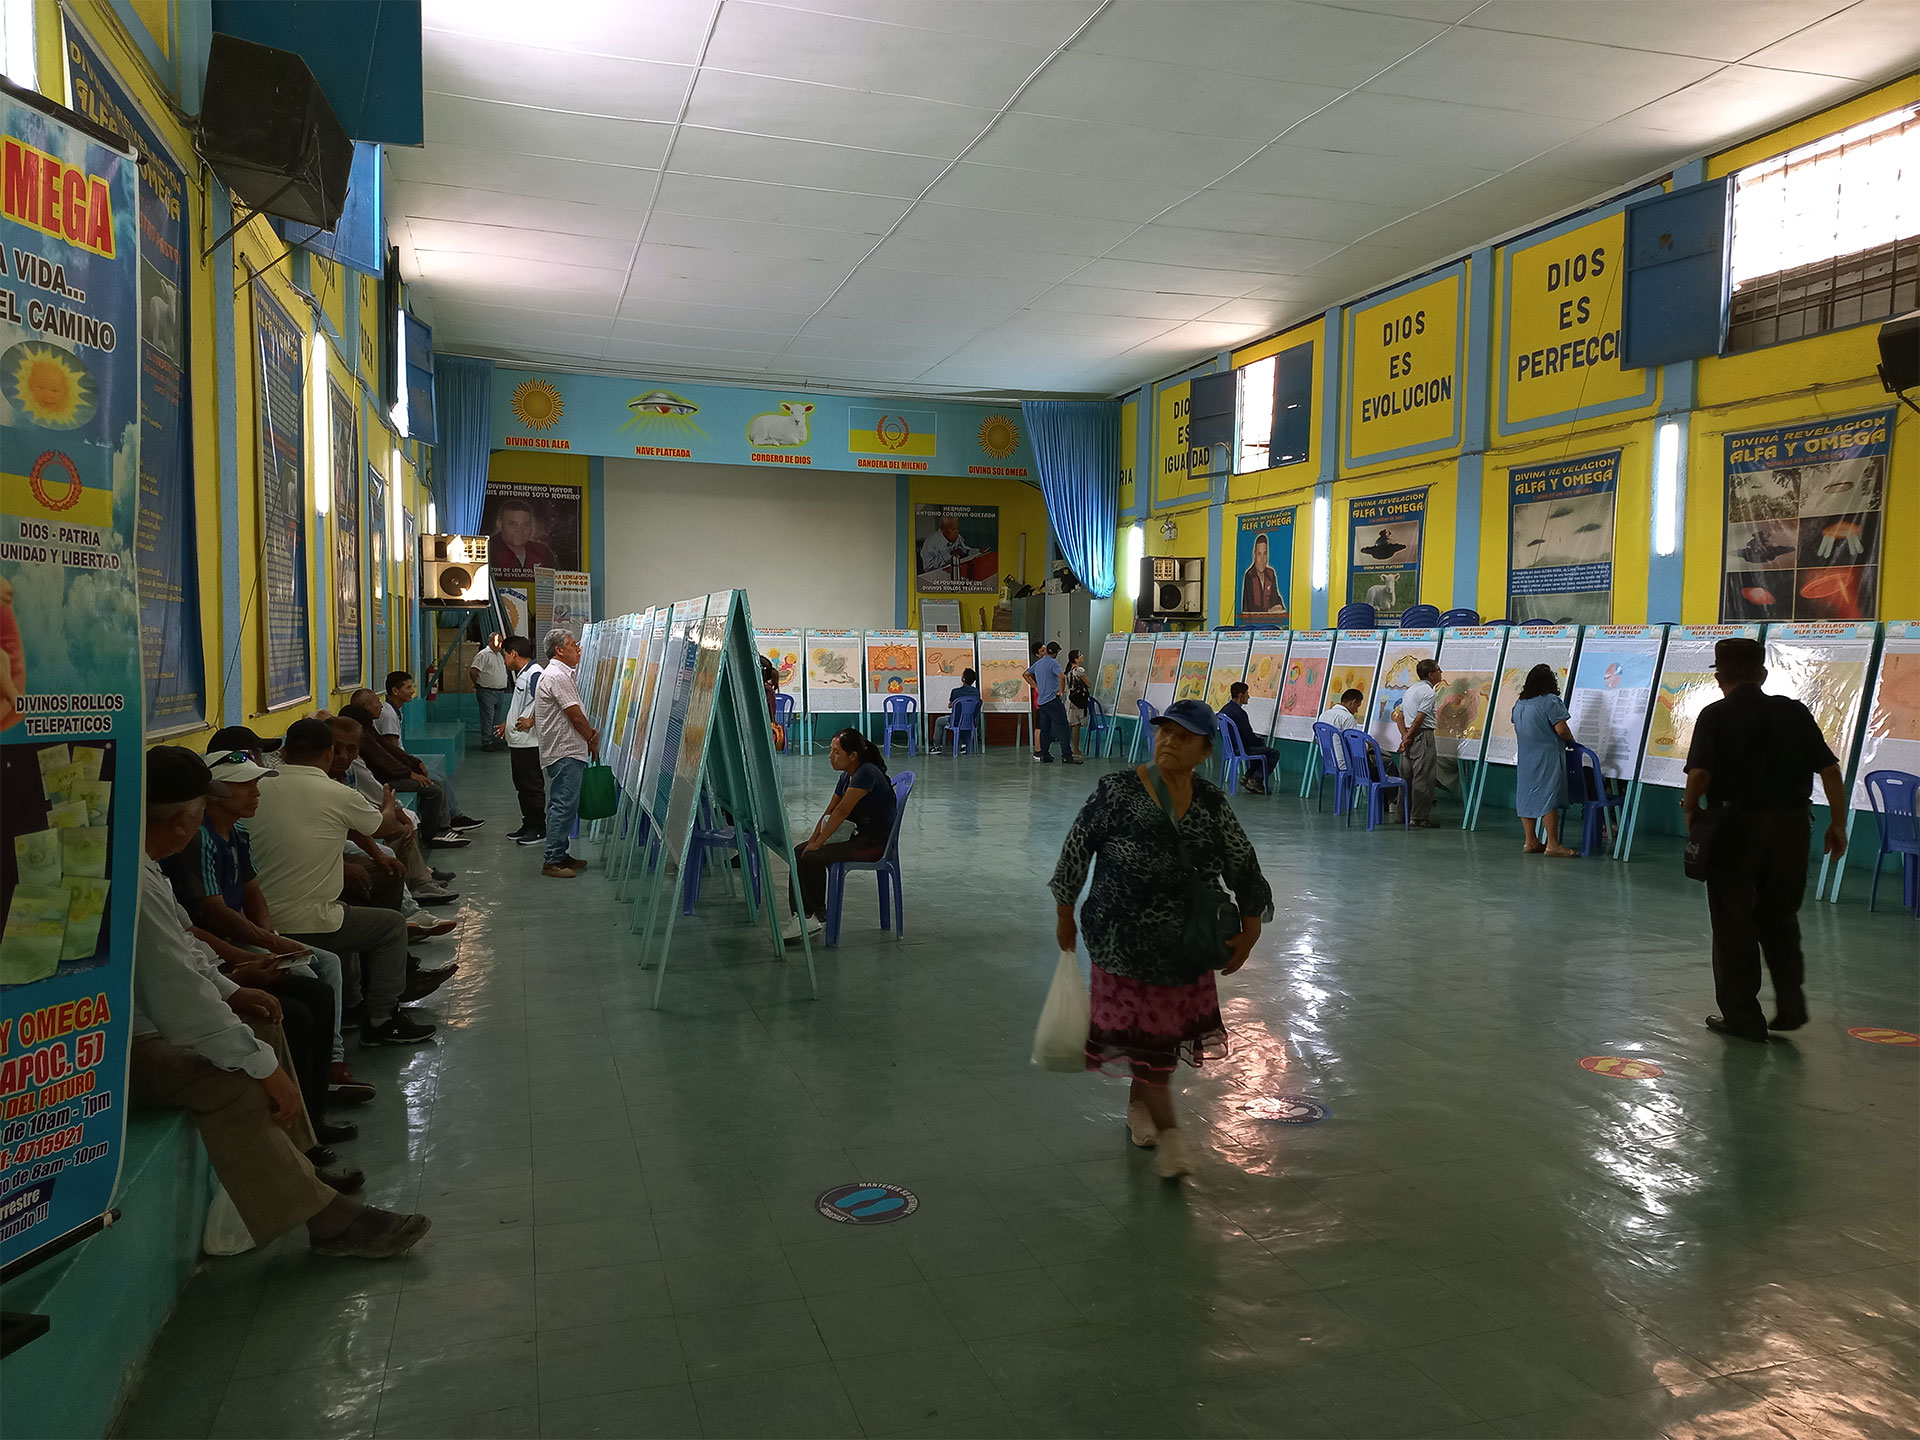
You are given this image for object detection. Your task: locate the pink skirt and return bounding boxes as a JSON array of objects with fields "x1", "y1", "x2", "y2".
[{"x1": 1086, "y1": 963, "x2": 1228, "y2": 1085}]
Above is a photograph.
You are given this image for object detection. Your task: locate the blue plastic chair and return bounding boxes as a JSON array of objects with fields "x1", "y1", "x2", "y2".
[
  {"x1": 1560, "y1": 742, "x2": 1623, "y2": 857},
  {"x1": 882, "y1": 694, "x2": 919, "y2": 757},
  {"x1": 1437, "y1": 607, "x2": 1481, "y2": 629},
  {"x1": 1084, "y1": 696, "x2": 1116, "y2": 758},
  {"x1": 772, "y1": 692, "x2": 796, "y2": 751},
  {"x1": 1862, "y1": 770, "x2": 1920, "y2": 914},
  {"x1": 825, "y1": 771, "x2": 916, "y2": 946},
  {"x1": 1399, "y1": 604, "x2": 1442, "y2": 629},
  {"x1": 1336, "y1": 603, "x2": 1377, "y2": 630},
  {"x1": 943, "y1": 696, "x2": 981, "y2": 755},
  {"x1": 1339, "y1": 728, "x2": 1407, "y2": 831},
  {"x1": 1130, "y1": 699, "x2": 1160, "y2": 762},
  {"x1": 681, "y1": 798, "x2": 763, "y2": 915},
  {"x1": 1311, "y1": 721, "x2": 1355, "y2": 814},
  {"x1": 1216, "y1": 715, "x2": 1272, "y2": 797}
]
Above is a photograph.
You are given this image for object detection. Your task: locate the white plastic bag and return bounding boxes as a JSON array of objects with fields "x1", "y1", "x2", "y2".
[
  {"x1": 1031, "y1": 950, "x2": 1091, "y2": 1072},
  {"x1": 202, "y1": 1182, "x2": 255, "y2": 1256}
]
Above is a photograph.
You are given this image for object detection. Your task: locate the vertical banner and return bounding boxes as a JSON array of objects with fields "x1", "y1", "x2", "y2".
[
  {"x1": 802, "y1": 629, "x2": 863, "y2": 714},
  {"x1": 754, "y1": 628, "x2": 803, "y2": 711},
  {"x1": 1851, "y1": 622, "x2": 1920, "y2": 811},
  {"x1": 330, "y1": 381, "x2": 360, "y2": 690},
  {"x1": 1483, "y1": 624, "x2": 1579, "y2": 766},
  {"x1": 552, "y1": 571, "x2": 590, "y2": 635},
  {"x1": 1500, "y1": 209, "x2": 1650, "y2": 433},
  {"x1": 1433, "y1": 627, "x2": 1508, "y2": 760},
  {"x1": 1273, "y1": 629, "x2": 1333, "y2": 742},
  {"x1": 365, "y1": 465, "x2": 388, "y2": 678},
  {"x1": 1205, "y1": 632, "x2": 1251, "y2": 711},
  {"x1": 920, "y1": 632, "x2": 976, "y2": 716},
  {"x1": 402, "y1": 509, "x2": 415, "y2": 666},
  {"x1": 1175, "y1": 633, "x2": 1214, "y2": 703},
  {"x1": 1243, "y1": 630, "x2": 1296, "y2": 738},
  {"x1": 1145, "y1": 633, "x2": 1185, "y2": 710},
  {"x1": 1507, "y1": 450, "x2": 1619, "y2": 625},
  {"x1": 864, "y1": 630, "x2": 920, "y2": 712},
  {"x1": 974, "y1": 632, "x2": 1031, "y2": 714},
  {"x1": 1368, "y1": 630, "x2": 1441, "y2": 747},
  {"x1": 252, "y1": 287, "x2": 309, "y2": 709},
  {"x1": 1343, "y1": 263, "x2": 1466, "y2": 468},
  {"x1": 1568, "y1": 624, "x2": 1665, "y2": 782},
  {"x1": 1094, "y1": 633, "x2": 1129, "y2": 716},
  {"x1": 532, "y1": 566, "x2": 555, "y2": 648},
  {"x1": 1233, "y1": 507, "x2": 1294, "y2": 625},
  {"x1": 1764, "y1": 622, "x2": 1877, "y2": 804},
  {"x1": 1347, "y1": 487, "x2": 1426, "y2": 622},
  {"x1": 913, "y1": 504, "x2": 999, "y2": 593},
  {"x1": 1640, "y1": 624, "x2": 1760, "y2": 789},
  {"x1": 483, "y1": 477, "x2": 582, "y2": 584},
  {"x1": 1722, "y1": 408, "x2": 1892, "y2": 622},
  {"x1": 0, "y1": 88, "x2": 142, "y2": 1273},
  {"x1": 64, "y1": 24, "x2": 204, "y2": 733}
]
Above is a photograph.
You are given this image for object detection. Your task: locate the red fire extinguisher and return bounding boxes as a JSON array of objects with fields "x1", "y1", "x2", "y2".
[{"x1": 424, "y1": 663, "x2": 439, "y2": 701}]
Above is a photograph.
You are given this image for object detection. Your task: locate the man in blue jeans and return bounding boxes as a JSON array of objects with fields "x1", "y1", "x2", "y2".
[
  {"x1": 1024, "y1": 640, "x2": 1080, "y2": 764},
  {"x1": 532, "y1": 626, "x2": 600, "y2": 878}
]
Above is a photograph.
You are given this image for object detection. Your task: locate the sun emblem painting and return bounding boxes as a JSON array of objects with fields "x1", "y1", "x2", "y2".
[
  {"x1": 977, "y1": 413, "x2": 1019, "y2": 460},
  {"x1": 5, "y1": 342, "x2": 97, "y2": 430},
  {"x1": 510, "y1": 377, "x2": 564, "y2": 431}
]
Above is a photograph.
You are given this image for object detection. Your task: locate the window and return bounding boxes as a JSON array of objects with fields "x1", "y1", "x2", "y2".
[
  {"x1": 1236, "y1": 355, "x2": 1275, "y2": 473},
  {"x1": 1727, "y1": 104, "x2": 1919, "y2": 352},
  {"x1": 1, "y1": 0, "x2": 35, "y2": 90},
  {"x1": 1234, "y1": 342, "x2": 1311, "y2": 473}
]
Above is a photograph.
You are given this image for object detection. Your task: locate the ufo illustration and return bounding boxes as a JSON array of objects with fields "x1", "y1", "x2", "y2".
[
  {"x1": 1360, "y1": 529, "x2": 1407, "y2": 560},
  {"x1": 628, "y1": 390, "x2": 699, "y2": 416}
]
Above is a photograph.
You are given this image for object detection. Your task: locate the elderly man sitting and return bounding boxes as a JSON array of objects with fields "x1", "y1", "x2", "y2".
[{"x1": 134, "y1": 747, "x2": 429, "y2": 1258}]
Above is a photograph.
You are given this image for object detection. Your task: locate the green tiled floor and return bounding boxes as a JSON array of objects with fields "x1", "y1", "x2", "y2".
[{"x1": 114, "y1": 749, "x2": 1919, "y2": 1439}]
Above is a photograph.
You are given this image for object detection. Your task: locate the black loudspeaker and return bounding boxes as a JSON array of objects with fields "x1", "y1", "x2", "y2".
[
  {"x1": 199, "y1": 34, "x2": 352, "y2": 230},
  {"x1": 1877, "y1": 311, "x2": 1919, "y2": 394}
]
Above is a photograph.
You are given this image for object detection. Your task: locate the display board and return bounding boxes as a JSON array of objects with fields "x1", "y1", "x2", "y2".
[
  {"x1": 1234, "y1": 507, "x2": 1294, "y2": 624},
  {"x1": 329, "y1": 380, "x2": 362, "y2": 689},
  {"x1": 252, "y1": 285, "x2": 310, "y2": 709},
  {"x1": 1721, "y1": 407, "x2": 1893, "y2": 623},
  {"x1": 1328, "y1": 631, "x2": 1387, "y2": 740},
  {"x1": 1507, "y1": 450, "x2": 1619, "y2": 626},
  {"x1": 975, "y1": 632, "x2": 1031, "y2": 714},
  {"x1": 754, "y1": 628, "x2": 802, "y2": 710},
  {"x1": 605, "y1": 615, "x2": 647, "y2": 781},
  {"x1": 1639, "y1": 624, "x2": 1760, "y2": 789},
  {"x1": 1243, "y1": 631, "x2": 1295, "y2": 738},
  {"x1": 367, "y1": 467, "x2": 389, "y2": 678},
  {"x1": 1851, "y1": 621, "x2": 1920, "y2": 811},
  {"x1": 1175, "y1": 634, "x2": 1214, "y2": 703},
  {"x1": 1116, "y1": 635, "x2": 1156, "y2": 716},
  {"x1": 1368, "y1": 630, "x2": 1441, "y2": 747},
  {"x1": 639, "y1": 598, "x2": 708, "y2": 821},
  {"x1": 1205, "y1": 633, "x2": 1252, "y2": 711},
  {"x1": 1764, "y1": 622, "x2": 1877, "y2": 804},
  {"x1": 1348, "y1": 488, "x2": 1427, "y2": 622},
  {"x1": 802, "y1": 629, "x2": 863, "y2": 714},
  {"x1": 0, "y1": 82, "x2": 143, "y2": 1275},
  {"x1": 649, "y1": 595, "x2": 719, "y2": 824},
  {"x1": 1483, "y1": 624, "x2": 1580, "y2": 766},
  {"x1": 1145, "y1": 634, "x2": 1185, "y2": 710},
  {"x1": 921, "y1": 633, "x2": 976, "y2": 715},
  {"x1": 1094, "y1": 634, "x2": 1129, "y2": 716},
  {"x1": 1273, "y1": 630, "x2": 1334, "y2": 742},
  {"x1": 626, "y1": 610, "x2": 671, "y2": 797},
  {"x1": 1568, "y1": 624, "x2": 1665, "y2": 782},
  {"x1": 863, "y1": 630, "x2": 920, "y2": 712},
  {"x1": 1433, "y1": 627, "x2": 1508, "y2": 760}
]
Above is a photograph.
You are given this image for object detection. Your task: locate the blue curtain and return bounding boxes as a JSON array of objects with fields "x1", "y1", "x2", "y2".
[
  {"x1": 1021, "y1": 400, "x2": 1120, "y2": 598},
  {"x1": 437, "y1": 355, "x2": 494, "y2": 535}
]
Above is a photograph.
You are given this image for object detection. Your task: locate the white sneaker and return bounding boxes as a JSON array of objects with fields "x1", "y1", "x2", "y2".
[
  {"x1": 1154, "y1": 1127, "x2": 1194, "y2": 1179},
  {"x1": 1126, "y1": 1101, "x2": 1159, "y2": 1149},
  {"x1": 779, "y1": 914, "x2": 824, "y2": 942}
]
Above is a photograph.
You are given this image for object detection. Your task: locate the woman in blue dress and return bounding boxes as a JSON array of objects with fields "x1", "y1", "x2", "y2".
[{"x1": 1511, "y1": 664, "x2": 1578, "y2": 857}]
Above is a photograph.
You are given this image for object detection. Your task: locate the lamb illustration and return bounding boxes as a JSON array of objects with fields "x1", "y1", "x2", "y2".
[{"x1": 746, "y1": 401, "x2": 815, "y2": 447}]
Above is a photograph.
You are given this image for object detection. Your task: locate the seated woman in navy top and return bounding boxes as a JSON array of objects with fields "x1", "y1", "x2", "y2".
[{"x1": 784, "y1": 728, "x2": 897, "y2": 940}]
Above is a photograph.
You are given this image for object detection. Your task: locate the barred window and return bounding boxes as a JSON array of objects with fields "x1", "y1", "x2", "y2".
[{"x1": 1727, "y1": 105, "x2": 1919, "y2": 353}]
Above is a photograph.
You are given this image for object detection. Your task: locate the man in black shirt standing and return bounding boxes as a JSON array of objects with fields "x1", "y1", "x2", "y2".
[{"x1": 1682, "y1": 638, "x2": 1847, "y2": 1041}]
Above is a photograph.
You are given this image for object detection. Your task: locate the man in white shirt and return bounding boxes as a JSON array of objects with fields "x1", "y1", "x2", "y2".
[
  {"x1": 918, "y1": 514, "x2": 975, "y2": 577},
  {"x1": 1317, "y1": 689, "x2": 1364, "y2": 731},
  {"x1": 470, "y1": 634, "x2": 512, "y2": 752},
  {"x1": 1395, "y1": 659, "x2": 1444, "y2": 827},
  {"x1": 376, "y1": 671, "x2": 413, "y2": 739},
  {"x1": 134, "y1": 747, "x2": 429, "y2": 1259},
  {"x1": 533, "y1": 626, "x2": 599, "y2": 878},
  {"x1": 250, "y1": 719, "x2": 436, "y2": 1047},
  {"x1": 501, "y1": 636, "x2": 546, "y2": 845}
]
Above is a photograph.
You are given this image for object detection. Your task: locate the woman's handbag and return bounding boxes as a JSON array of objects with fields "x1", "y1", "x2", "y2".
[
  {"x1": 1143, "y1": 765, "x2": 1244, "y2": 972},
  {"x1": 578, "y1": 763, "x2": 618, "y2": 822},
  {"x1": 1031, "y1": 950, "x2": 1091, "y2": 1072},
  {"x1": 1682, "y1": 805, "x2": 1726, "y2": 881}
]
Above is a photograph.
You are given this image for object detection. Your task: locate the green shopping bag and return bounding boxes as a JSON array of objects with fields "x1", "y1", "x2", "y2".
[{"x1": 578, "y1": 763, "x2": 618, "y2": 821}]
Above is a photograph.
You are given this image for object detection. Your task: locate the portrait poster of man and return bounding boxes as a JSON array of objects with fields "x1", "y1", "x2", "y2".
[
  {"x1": 915, "y1": 504, "x2": 999, "y2": 593},
  {"x1": 1235, "y1": 506, "x2": 1294, "y2": 624},
  {"x1": 482, "y1": 479, "x2": 583, "y2": 582}
]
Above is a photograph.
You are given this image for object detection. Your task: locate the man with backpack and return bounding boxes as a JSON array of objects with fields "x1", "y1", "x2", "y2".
[{"x1": 500, "y1": 637, "x2": 545, "y2": 846}]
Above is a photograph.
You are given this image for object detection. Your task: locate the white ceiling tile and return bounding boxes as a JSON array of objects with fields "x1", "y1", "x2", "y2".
[
  {"x1": 644, "y1": 212, "x2": 880, "y2": 266},
  {"x1": 986, "y1": 310, "x2": 1182, "y2": 344},
  {"x1": 1527, "y1": 122, "x2": 1704, "y2": 184},
  {"x1": 401, "y1": 219, "x2": 637, "y2": 270},
  {"x1": 422, "y1": 94, "x2": 674, "y2": 170},
  {"x1": 431, "y1": 299, "x2": 613, "y2": 340},
  {"x1": 791, "y1": 313, "x2": 991, "y2": 346},
  {"x1": 391, "y1": 181, "x2": 648, "y2": 241},
  {"x1": 1218, "y1": 146, "x2": 1502, "y2": 209},
  {"x1": 607, "y1": 318, "x2": 803, "y2": 350},
  {"x1": 423, "y1": 0, "x2": 719, "y2": 65},
  {"x1": 390, "y1": 144, "x2": 660, "y2": 209},
  {"x1": 683, "y1": 70, "x2": 993, "y2": 157},
  {"x1": 651, "y1": 173, "x2": 910, "y2": 233},
  {"x1": 601, "y1": 338, "x2": 781, "y2": 369},
  {"x1": 1462, "y1": 1, "x2": 1842, "y2": 61},
  {"x1": 1305, "y1": 0, "x2": 1484, "y2": 17},
  {"x1": 864, "y1": 238, "x2": 1088, "y2": 285},
  {"x1": 1616, "y1": 65, "x2": 1870, "y2": 144},
  {"x1": 766, "y1": 1, "x2": 1103, "y2": 47},
  {"x1": 1105, "y1": 225, "x2": 1343, "y2": 275},
  {"x1": 626, "y1": 242, "x2": 852, "y2": 292},
  {"x1": 422, "y1": 29, "x2": 691, "y2": 121},
  {"x1": 892, "y1": 203, "x2": 1136, "y2": 255},
  {"x1": 617, "y1": 275, "x2": 833, "y2": 315},
  {"x1": 614, "y1": 298, "x2": 817, "y2": 332},
  {"x1": 668, "y1": 128, "x2": 947, "y2": 197},
  {"x1": 1080, "y1": 0, "x2": 1452, "y2": 88},
  {"x1": 1143, "y1": 319, "x2": 1272, "y2": 351},
  {"x1": 704, "y1": 1, "x2": 1052, "y2": 106},
  {"x1": 966, "y1": 111, "x2": 1261, "y2": 184},
  {"x1": 1280, "y1": 92, "x2": 1596, "y2": 169},
  {"x1": 1741, "y1": 0, "x2": 1920, "y2": 80},
  {"x1": 1158, "y1": 190, "x2": 1416, "y2": 244},
  {"x1": 414, "y1": 272, "x2": 617, "y2": 319},
  {"x1": 1024, "y1": 285, "x2": 1221, "y2": 321},
  {"x1": 1064, "y1": 257, "x2": 1284, "y2": 297},
  {"x1": 413, "y1": 250, "x2": 626, "y2": 302},
  {"x1": 1014, "y1": 50, "x2": 1344, "y2": 142},
  {"x1": 1194, "y1": 298, "x2": 1299, "y2": 327},
  {"x1": 1365, "y1": 29, "x2": 1725, "y2": 122},
  {"x1": 923, "y1": 162, "x2": 1194, "y2": 223}
]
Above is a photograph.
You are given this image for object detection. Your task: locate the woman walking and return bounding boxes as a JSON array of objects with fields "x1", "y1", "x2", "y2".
[
  {"x1": 783, "y1": 728, "x2": 897, "y2": 940},
  {"x1": 1511, "y1": 664, "x2": 1578, "y2": 857},
  {"x1": 1063, "y1": 649, "x2": 1090, "y2": 758},
  {"x1": 1049, "y1": 699, "x2": 1272, "y2": 1178}
]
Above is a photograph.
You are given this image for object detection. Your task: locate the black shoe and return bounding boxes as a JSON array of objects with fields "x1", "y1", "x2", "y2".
[
  {"x1": 1768, "y1": 1009, "x2": 1809, "y2": 1031},
  {"x1": 1041, "y1": 755, "x2": 1055, "y2": 763},
  {"x1": 516, "y1": 831, "x2": 546, "y2": 847},
  {"x1": 449, "y1": 815, "x2": 485, "y2": 830},
  {"x1": 305, "y1": 1144, "x2": 339, "y2": 1167},
  {"x1": 431, "y1": 868, "x2": 456, "y2": 884},
  {"x1": 402, "y1": 968, "x2": 455, "y2": 1004},
  {"x1": 1062, "y1": 756, "x2": 1084, "y2": 765},
  {"x1": 506, "y1": 826, "x2": 531, "y2": 841},
  {"x1": 361, "y1": 1012, "x2": 438, "y2": 1046},
  {"x1": 315, "y1": 1165, "x2": 365, "y2": 1194},
  {"x1": 1706, "y1": 1015, "x2": 1770, "y2": 1042},
  {"x1": 414, "y1": 889, "x2": 460, "y2": 907},
  {"x1": 425, "y1": 832, "x2": 471, "y2": 849},
  {"x1": 314, "y1": 1119, "x2": 358, "y2": 1145},
  {"x1": 309, "y1": 1208, "x2": 431, "y2": 1259},
  {"x1": 565, "y1": 855, "x2": 591, "y2": 871}
]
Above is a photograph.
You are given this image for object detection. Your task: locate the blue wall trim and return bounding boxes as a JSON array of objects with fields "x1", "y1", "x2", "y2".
[
  {"x1": 1206, "y1": 500, "x2": 1224, "y2": 628},
  {"x1": 1647, "y1": 161, "x2": 1703, "y2": 624},
  {"x1": 587, "y1": 456, "x2": 606, "y2": 622},
  {"x1": 1309, "y1": 306, "x2": 1342, "y2": 631},
  {"x1": 213, "y1": 181, "x2": 243, "y2": 725},
  {"x1": 1454, "y1": 246, "x2": 1494, "y2": 610},
  {"x1": 894, "y1": 475, "x2": 910, "y2": 627}
]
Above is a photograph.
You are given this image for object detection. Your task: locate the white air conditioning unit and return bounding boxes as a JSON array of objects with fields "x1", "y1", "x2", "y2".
[
  {"x1": 419, "y1": 533, "x2": 491, "y2": 608},
  {"x1": 1140, "y1": 556, "x2": 1205, "y2": 620}
]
